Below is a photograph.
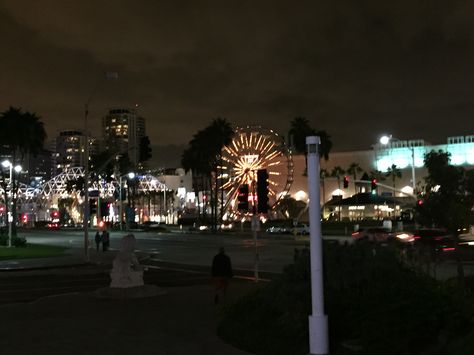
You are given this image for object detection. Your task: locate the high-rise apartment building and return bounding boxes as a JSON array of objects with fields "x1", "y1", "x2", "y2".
[
  {"x1": 102, "y1": 108, "x2": 146, "y2": 167},
  {"x1": 51, "y1": 130, "x2": 98, "y2": 176},
  {"x1": 51, "y1": 130, "x2": 86, "y2": 176},
  {"x1": 25, "y1": 149, "x2": 52, "y2": 184}
]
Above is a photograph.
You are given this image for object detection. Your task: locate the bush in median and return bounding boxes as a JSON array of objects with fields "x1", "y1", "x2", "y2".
[
  {"x1": 0, "y1": 235, "x2": 27, "y2": 247},
  {"x1": 218, "y1": 243, "x2": 471, "y2": 355}
]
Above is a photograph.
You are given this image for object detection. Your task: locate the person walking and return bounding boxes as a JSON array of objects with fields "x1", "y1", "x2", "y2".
[
  {"x1": 94, "y1": 231, "x2": 102, "y2": 252},
  {"x1": 102, "y1": 230, "x2": 110, "y2": 252},
  {"x1": 211, "y1": 247, "x2": 233, "y2": 304}
]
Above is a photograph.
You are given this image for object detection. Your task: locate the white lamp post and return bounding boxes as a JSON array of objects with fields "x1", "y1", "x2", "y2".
[
  {"x1": 1, "y1": 160, "x2": 22, "y2": 247},
  {"x1": 379, "y1": 135, "x2": 416, "y2": 193},
  {"x1": 306, "y1": 136, "x2": 329, "y2": 355},
  {"x1": 119, "y1": 172, "x2": 135, "y2": 231}
]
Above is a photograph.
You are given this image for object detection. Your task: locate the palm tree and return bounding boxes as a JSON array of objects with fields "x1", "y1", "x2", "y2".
[
  {"x1": 315, "y1": 130, "x2": 332, "y2": 161},
  {"x1": 320, "y1": 168, "x2": 329, "y2": 218},
  {"x1": 385, "y1": 164, "x2": 402, "y2": 189},
  {"x1": 330, "y1": 166, "x2": 345, "y2": 222},
  {"x1": 181, "y1": 118, "x2": 234, "y2": 231},
  {"x1": 0, "y1": 107, "x2": 47, "y2": 235},
  {"x1": 347, "y1": 162, "x2": 363, "y2": 192},
  {"x1": 289, "y1": 117, "x2": 333, "y2": 173},
  {"x1": 320, "y1": 168, "x2": 329, "y2": 204},
  {"x1": 0, "y1": 107, "x2": 47, "y2": 160},
  {"x1": 330, "y1": 166, "x2": 345, "y2": 190},
  {"x1": 289, "y1": 117, "x2": 313, "y2": 154}
]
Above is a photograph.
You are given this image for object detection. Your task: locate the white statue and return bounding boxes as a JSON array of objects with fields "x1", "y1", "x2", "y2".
[{"x1": 110, "y1": 234, "x2": 144, "y2": 288}]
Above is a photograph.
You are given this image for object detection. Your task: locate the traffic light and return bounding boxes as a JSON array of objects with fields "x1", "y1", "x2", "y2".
[
  {"x1": 89, "y1": 199, "x2": 98, "y2": 215},
  {"x1": 237, "y1": 184, "x2": 249, "y2": 212},
  {"x1": 139, "y1": 136, "x2": 152, "y2": 162},
  {"x1": 371, "y1": 178, "x2": 377, "y2": 191},
  {"x1": 257, "y1": 169, "x2": 269, "y2": 214},
  {"x1": 100, "y1": 202, "x2": 110, "y2": 217},
  {"x1": 417, "y1": 199, "x2": 424, "y2": 206},
  {"x1": 343, "y1": 176, "x2": 349, "y2": 188},
  {"x1": 50, "y1": 210, "x2": 60, "y2": 220}
]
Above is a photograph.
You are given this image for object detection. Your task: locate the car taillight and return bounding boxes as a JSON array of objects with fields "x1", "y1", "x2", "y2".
[
  {"x1": 413, "y1": 235, "x2": 421, "y2": 240},
  {"x1": 442, "y1": 247, "x2": 456, "y2": 252},
  {"x1": 351, "y1": 232, "x2": 360, "y2": 237}
]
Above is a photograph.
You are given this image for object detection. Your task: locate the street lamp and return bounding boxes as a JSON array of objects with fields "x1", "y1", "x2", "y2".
[
  {"x1": 306, "y1": 136, "x2": 329, "y2": 355},
  {"x1": 1, "y1": 160, "x2": 22, "y2": 247},
  {"x1": 83, "y1": 72, "x2": 118, "y2": 261},
  {"x1": 379, "y1": 135, "x2": 416, "y2": 194},
  {"x1": 118, "y1": 172, "x2": 135, "y2": 231}
]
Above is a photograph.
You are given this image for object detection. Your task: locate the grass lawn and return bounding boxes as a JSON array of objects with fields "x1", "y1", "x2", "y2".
[{"x1": 0, "y1": 244, "x2": 68, "y2": 259}]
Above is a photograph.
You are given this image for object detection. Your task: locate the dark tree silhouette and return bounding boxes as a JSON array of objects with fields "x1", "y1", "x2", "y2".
[
  {"x1": 0, "y1": 107, "x2": 47, "y2": 236},
  {"x1": 181, "y1": 118, "x2": 234, "y2": 231}
]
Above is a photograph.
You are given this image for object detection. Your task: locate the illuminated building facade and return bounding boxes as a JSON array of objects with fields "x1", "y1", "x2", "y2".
[
  {"x1": 288, "y1": 135, "x2": 474, "y2": 221},
  {"x1": 102, "y1": 108, "x2": 146, "y2": 167},
  {"x1": 51, "y1": 130, "x2": 98, "y2": 176},
  {"x1": 52, "y1": 130, "x2": 87, "y2": 175}
]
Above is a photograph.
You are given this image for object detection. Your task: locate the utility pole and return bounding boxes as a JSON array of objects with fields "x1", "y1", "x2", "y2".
[
  {"x1": 251, "y1": 171, "x2": 259, "y2": 282},
  {"x1": 83, "y1": 103, "x2": 90, "y2": 261},
  {"x1": 83, "y1": 71, "x2": 118, "y2": 261}
]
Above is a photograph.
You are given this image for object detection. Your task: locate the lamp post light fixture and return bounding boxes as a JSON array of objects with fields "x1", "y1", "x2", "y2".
[
  {"x1": 1, "y1": 160, "x2": 22, "y2": 247},
  {"x1": 119, "y1": 172, "x2": 135, "y2": 231},
  {"x1": 379, "y1": 135, "x2": 416, "y2": 194}
]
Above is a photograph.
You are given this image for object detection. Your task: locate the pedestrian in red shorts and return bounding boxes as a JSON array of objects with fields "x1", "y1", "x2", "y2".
[{"x1": 212, "y1": 247, "x2": 233, "y2": 304}]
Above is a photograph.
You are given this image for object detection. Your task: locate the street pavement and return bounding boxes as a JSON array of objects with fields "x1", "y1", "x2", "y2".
[
  {"x1": 0, "y1": 247, "x2": 260, "y2": 355},
  {"x1": 3, "y1": 229, "x2": 474, "y2": 355}
]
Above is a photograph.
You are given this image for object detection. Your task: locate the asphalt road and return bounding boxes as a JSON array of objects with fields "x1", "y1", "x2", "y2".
[{"x1": 18, "y1": 228, "x2": 322, "y2": 273}]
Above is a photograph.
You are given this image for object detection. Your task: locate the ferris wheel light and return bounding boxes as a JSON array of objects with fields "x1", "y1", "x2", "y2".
[{"x1": 221, "y1": 126, "x2": 293, "y2": 217}]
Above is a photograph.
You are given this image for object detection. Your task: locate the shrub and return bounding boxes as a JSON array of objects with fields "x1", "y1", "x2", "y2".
[
  {"x1": 12, "y1": 236, "x2": 27, "y2": 247},
  {"x1": 0, "y1": 235, "x2": 27, "y2": 247},
  {"x1": 218, "y1": 243, "x2": 471, "y2": 355}
]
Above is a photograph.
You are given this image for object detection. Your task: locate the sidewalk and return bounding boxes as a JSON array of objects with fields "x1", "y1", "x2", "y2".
[
  {"x1": 0, "y1": 250, "x2": 257, "y2": 355},
  {"x1": 0, "y1": 245, "x2": 116, "y2": 271}
]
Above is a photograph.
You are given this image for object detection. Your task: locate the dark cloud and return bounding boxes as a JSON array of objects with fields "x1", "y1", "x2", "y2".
[{"x1": 0, "y1": 0, "x2": 472, "y2": 154}]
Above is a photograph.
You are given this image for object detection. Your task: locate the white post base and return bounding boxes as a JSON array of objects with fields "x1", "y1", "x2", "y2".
[{"x1": 308, "y1": 314, "x2": 329, "y2": 355}]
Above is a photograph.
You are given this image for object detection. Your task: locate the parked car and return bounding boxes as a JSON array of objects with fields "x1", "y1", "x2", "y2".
[
  {"x1": 47, "y1": 222, "x2": 60, "y2": 230},
  {"x1": 140, "y1": 221, "x2": 162, "y2": 231},
  {"x1": 266, "y1": 226, "x2": 290, "y2": 234},
  {"x1": 351, "y1": 227, "x2": 393, "y2": 243},
  {"x1": 291, "y1": 224, "x2": 310, "y2": 235},
  {"x1": 391, "y1": 232, "x2": 416, "y2": 244},
  {"x1": 412, "y1": 228, "x2": 456, "y2": 253}
]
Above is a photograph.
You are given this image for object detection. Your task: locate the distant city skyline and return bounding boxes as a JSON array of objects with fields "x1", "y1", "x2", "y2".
[{"x1": 0, "y1": 1, "x2": 473, "y2": 152}]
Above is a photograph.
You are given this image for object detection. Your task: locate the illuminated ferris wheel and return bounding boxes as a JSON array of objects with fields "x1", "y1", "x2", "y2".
[{"x1": 221, "y1": 126, "x2": 294, "y2": 216}]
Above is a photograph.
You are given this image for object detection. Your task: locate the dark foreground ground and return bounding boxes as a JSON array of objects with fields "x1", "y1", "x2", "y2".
[{"x1": 0, "y1": 267, "x2": 260, "y2": 355}]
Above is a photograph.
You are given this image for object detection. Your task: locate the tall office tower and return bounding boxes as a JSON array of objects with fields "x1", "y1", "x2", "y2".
[{"x1": 102, "y1": 108, "x2": 146, "y2": 167}]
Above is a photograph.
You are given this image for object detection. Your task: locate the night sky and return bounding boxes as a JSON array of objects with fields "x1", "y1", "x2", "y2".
[{"x1": 1, "y1": 1, "x2": 473, "y2": 161}]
